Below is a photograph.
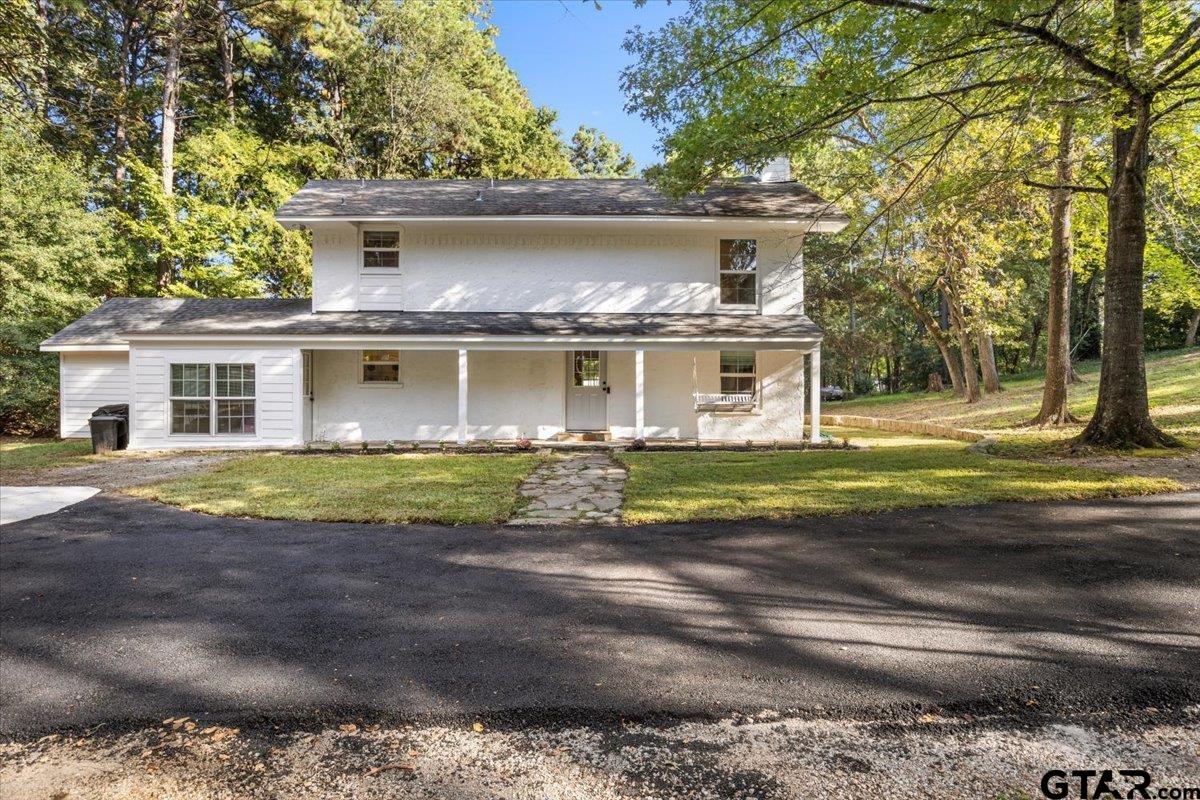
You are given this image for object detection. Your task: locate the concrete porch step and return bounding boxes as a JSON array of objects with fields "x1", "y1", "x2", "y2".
[{"x1": 554, "y1": 431, "x2": 612, "y2": 443}]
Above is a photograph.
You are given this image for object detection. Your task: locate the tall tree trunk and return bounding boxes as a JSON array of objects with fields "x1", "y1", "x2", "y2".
[
  {"x1": 1066, "y1": 269, "x2": 1084, "y2": 383},
  {"x1": 941, "y1": 274, "x2": 980, "y2": 402},
  {"x1": 943, "y1": 284, "x2": 980, "y2": 403},
  {"x1": 951, "y1": 317, "x2": 980, "y2": 403},
  {"x1": 34, "y1": 0, "x2": 51, "y2": 120},
  {"x1": 216, "y1": 0, "x2": 235, "y2": 122},
  {"x1": 1027, "y1": 317, "x2": 1042, "y2": 370},
  {"x1": 1078, "y1": 0, "x2": 1173, "y2": 448},
  {"x1": 113, "y1": 12, "x2": 132, "y2": 190},
  {"x1": 885, "y1": 277, "x2": 966, "y2": 395},
  {"x1": 1032, "y1": 112, "x2": 1080, "y2": 425},
  {"x1": 1187, "y1": 309, "x2": 1200, "y2": 348},
  {"x1": 157, "y1": 0, "x2": 185, "y2": 292},
  {"x1": 978, "y1": 331, "x2": 1002, "y2": 393},
  {"x1": 1077, "y1": 93, "x2": 1171, "y2": 446}
]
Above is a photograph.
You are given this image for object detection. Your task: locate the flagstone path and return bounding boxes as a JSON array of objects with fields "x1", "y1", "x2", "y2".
[{"x1": 506, "y1": 452, "x2": 627, "y2": 525}]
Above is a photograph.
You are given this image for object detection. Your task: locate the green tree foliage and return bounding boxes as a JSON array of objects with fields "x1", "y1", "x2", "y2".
[
  {"x1": 310, "y1": 0, "x2": 573, "y2": 179},
  {"x1": 0, "y1": 0, "x2": 621, "y2": 433},
  {"x1": 625, "y1": 0, "x2": 1199, "y2": 446},
  {"x1": 569, "y1": 125, "x2": 636, "y2": 177},
  {"x1": 0, "y1": 113, "x2": 120, "y2": 434}
]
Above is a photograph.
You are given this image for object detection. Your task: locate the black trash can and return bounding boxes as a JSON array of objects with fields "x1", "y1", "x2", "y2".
[{"x1": 89, "y1": 404, "x2": 129, "y2": 454}]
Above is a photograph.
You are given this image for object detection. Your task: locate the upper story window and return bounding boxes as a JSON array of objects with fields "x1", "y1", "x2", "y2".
[
  {"x1": 362, "y1": 229, "x2": 400, "y2": 269},
  {"x1": 361, "y1": 350, "x2": 400, "y2": 384},
  {"x1": 718, "y1": 239, "x2": 758, "y2": 306}
]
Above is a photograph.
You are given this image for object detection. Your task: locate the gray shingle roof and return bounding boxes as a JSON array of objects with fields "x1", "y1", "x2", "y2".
[
  {"x1": 275, "y1": 179, "x2": 848, "y2": 222},
  {"x1": 43, "y1": 298, "x2": 824, "y2": 346}
]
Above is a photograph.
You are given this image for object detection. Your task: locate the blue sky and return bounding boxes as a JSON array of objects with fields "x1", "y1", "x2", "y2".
[{"x1": 489, "y1": 0, "x2": 685, "y2": 171}]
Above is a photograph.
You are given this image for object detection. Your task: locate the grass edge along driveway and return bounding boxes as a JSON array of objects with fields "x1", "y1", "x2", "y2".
[
  {"x1": 126, "y1": 452, "x2": 543, "y2": 525},
  {"x1": 617, "y1": 443, "x2": 1179, "y2": 525}
]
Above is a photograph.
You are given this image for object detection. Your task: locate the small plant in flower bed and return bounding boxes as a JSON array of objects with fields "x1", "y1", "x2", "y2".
[
  {"x1": 329, "y1": 441, "x2": 341, "y2": 452},
  {"x1": 629, "y1": 438, "x2": 647, "y2": 451},
  {"x1": 385, "y1": 440, "x2": 396, "y2": 453},
  {"x1": 516, "y1": 437, "x2": 533, "y2": 451},
  {"x1": 361, "y1": 441, "x2": 370, "y2": 453}
]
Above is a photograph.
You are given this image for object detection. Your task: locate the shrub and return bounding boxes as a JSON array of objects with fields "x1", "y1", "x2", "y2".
[
  {"x1": 629, "y1": 437, "x2": 647, "y2": 451},
  {"x1": 516, "y1": 437, "x2": 533, "y2": 451}
]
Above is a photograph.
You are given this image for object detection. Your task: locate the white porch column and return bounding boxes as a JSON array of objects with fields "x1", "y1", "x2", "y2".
[
  {"x1": 634, "y1": 349, "x2": 645, "y2": 439},
  {"x1": 809, "y1": 346, "x2": 822, "y2": 443},
  {"x1": 457, "y1": 348, "x2": 468, "y2": 444}
]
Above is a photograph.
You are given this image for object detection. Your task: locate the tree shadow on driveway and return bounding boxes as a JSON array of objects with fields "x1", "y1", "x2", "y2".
[{"x1": 1, "y1": 491, "x2": 1197, "y2": 736}]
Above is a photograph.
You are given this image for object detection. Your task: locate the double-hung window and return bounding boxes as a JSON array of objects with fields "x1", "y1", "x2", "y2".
[
  {"x1": 718, "y1": 238, "x2": 758, "y2": 306},
  {"x1": 170, "y1": 363, "x2": 256, "y2": 435},
  {"x1": 362, "y1": 229, "x2": 400, "y2": 269},
  {"x1": 719, "y1": 351, "x2": 757, "y2": 400}
]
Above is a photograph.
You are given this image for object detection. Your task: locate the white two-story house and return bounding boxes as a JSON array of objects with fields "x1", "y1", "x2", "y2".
[{"x1": 42, "y1": 164, "x2": 847, "y2": 448}]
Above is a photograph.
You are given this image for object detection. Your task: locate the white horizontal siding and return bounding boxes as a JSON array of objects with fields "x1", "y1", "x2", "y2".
[
  {"x1": 358, "y1": 270, "x2": 404, "y2": 310},
  {"x1": 128, "y1": 347, "x2": 301, "y2": 450},
  {"x1": 59, "y1": 352, "x2": 131, "y2": 438}
]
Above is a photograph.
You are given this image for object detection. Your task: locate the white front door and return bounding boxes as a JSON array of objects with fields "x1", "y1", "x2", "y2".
[{"x1": 566, "y1": 350, "x2": 608, "y2": 431}]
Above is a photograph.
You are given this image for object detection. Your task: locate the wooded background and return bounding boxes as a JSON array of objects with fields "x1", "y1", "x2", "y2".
[{"x1": 2, "y1": 0, "x2": 1197, "y2": 447}]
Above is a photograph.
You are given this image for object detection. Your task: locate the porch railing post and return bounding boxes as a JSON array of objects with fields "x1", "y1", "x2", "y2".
[
  {"x1": 457, "y1": 348, "x2": 468, "y2": 444},
  {"x1": 809, "y1": 345, "x2": 821, "y2": 443},
  {"x1": 635, "y1": 348, "x2": 645, "y2": 439}
]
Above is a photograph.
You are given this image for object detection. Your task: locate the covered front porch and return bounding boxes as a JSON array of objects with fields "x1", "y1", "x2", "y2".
[{"x1": 303, "y1": 345, "x2": 824, "y2": 445}]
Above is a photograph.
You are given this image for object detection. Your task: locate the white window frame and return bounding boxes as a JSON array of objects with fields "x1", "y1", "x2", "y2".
[
  {"x1": 360, "y1": 226, "x2": 402, "y2": 271},
  {"x1": 168, "y1": 362, "x2": 257, "y2": 437},
  {"x1": 714, "y1": 350, "x2": 758, "y2": 408},
  {"x1": 716, "y1": 238, "x2": 759, "y2": 310},
  {"x1": 302, "y1": 350, "x2": 313, "y2": 400},
  {"x1": 359, "y1": 349, "x2": 402, "y2": 386}
]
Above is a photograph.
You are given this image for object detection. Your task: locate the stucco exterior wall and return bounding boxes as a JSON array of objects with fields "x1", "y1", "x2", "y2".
[
  {"x1": 310, "y1": 349, "x2": 567, "y2": 442},
  {"x1": 309, "y1": 222, "x2": 805, "y2": 315},
  {"x1": 59, "y1": 351, "x2": 131, "y2": 438},
  {"x1": 307, "y1": 348, "x2": 806, "y2": 443}
]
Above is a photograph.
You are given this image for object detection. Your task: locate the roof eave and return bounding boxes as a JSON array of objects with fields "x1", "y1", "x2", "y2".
[
  {"x1": 274, "y1": 213, "x2": 850, "y2": 233},
  {"x1": 40, "y1": 341, "x2": 130, "y2": 352},
  {"x1": 98, "y1": 331, "x2": 824, "y2": 351}
]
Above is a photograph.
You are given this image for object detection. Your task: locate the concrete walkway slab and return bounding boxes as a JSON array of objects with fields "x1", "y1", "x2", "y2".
[{"x1": 0, "y1": 486, "x2": 100, "y2": 525}]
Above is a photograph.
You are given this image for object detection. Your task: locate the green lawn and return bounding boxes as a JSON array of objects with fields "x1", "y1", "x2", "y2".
[
  {"x1": 126, "y1": 452, "x2": 543, "y2": 525},
  {"x1": 618, "y1": 442, "x2": 1178, "y2": 524},
  {"x1": 832, "y1": 348, "x2": 1199, "y2": 436},
  {"x1": 0, "y1": 437, "x2": 93, "y2": 476}
]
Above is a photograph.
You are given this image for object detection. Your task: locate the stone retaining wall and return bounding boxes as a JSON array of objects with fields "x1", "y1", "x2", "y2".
[{"x1": 820, "y1": 414, "x2": 985, "y2": 442}]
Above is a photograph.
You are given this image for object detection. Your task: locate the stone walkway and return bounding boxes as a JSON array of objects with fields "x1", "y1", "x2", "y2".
[{"x1": 507, "y1": 452, "x2": 626, "y2": 525}]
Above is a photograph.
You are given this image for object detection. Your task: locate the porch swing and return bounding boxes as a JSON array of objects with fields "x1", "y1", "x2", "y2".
[{"x1": 691, "y1": 354, "x2": 757, "y2": 412}]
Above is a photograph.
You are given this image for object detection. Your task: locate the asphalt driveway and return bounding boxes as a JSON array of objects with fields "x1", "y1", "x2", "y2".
[{"x1": 1, "y1": 491, "x2": 1197, "y2": 735}]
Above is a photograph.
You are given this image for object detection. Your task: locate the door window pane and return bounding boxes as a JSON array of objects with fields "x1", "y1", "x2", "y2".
[{"x1": 573, "y1": 351, "x2": 602, "y2": 387}]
